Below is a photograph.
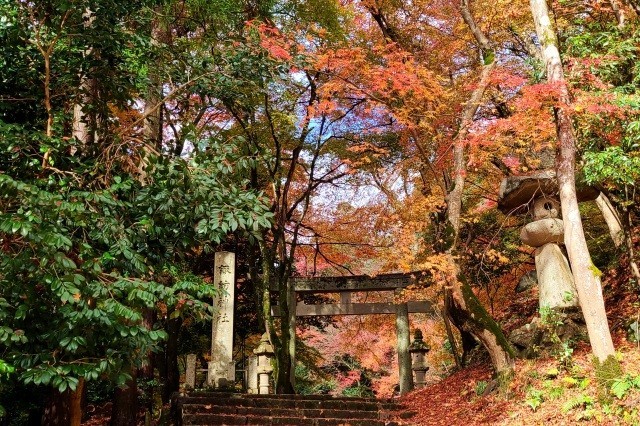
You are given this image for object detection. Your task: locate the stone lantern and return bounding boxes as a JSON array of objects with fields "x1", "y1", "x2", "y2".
[
  {"x1": 498, "y1": 170, "x2": 599, "y2": 310},
  {"x1": 253, "y1": 332, "x2": 274, "y2": 395},
  {"x1": 408, "y1": 329, "x2": 430, "y2": 389}
]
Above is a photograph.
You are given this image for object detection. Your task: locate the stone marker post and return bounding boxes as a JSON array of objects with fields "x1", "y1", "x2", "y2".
[
  {"x1": 247, "y1": 356, "x2": 258, "y2": 394},
  {"x1": 185, "y1": 354, "x2": 197, "y2": 389},
  {"x1": 208, "y1": 251, "x2": 236, "y2": 388}
]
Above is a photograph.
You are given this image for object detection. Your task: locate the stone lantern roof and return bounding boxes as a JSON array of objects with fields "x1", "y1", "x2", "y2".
[
  {"x1": 408, "y1": 329, "x2": 430, "y2": 354},
  {"x1": 498, "y1": 169, "x2": 599, "y2": 214},
  {"x1": 253, "y1": 332, "x2": 274, "y2": 356}
]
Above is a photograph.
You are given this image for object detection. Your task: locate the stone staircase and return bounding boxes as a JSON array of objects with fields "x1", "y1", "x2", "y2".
[{"x1": 172, "y1": 392, "x2": 415, "y2": 426}]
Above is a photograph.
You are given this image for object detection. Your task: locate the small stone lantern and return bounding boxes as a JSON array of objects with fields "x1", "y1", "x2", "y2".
[
  {"x1": 408, "y1": 329, "x2": 430, "y2": 388},
  {"x1": 253, "y1": 332, "x2": 274, "y2": 395}
]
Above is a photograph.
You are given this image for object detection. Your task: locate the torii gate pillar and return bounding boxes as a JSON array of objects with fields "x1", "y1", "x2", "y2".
[{"x1": 395, "y1": 299, "x2": 413, "y2": 395}]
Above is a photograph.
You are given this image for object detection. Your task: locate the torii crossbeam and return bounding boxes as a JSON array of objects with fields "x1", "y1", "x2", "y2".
[{"x1": 271, "y1": 271, "x2": 434, "y2": 395}]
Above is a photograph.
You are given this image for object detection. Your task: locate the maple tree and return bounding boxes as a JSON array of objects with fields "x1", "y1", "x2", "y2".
[{"x1": 1, "y1": 0, "x2": 640, "y2": 422}]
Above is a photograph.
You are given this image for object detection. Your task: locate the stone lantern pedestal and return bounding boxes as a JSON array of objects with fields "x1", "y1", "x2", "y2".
[{"x1": 408, "y1": 329, "x2": 430, "y2": 389}]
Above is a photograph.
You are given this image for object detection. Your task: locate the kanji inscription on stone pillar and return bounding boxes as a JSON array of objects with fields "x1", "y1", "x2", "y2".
[{"x1": 208, "y1": 251, "x2": 235, "y2": 388}]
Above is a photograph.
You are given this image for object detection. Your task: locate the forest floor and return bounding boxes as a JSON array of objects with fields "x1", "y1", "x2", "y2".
[
  {"x1": 401, "y1": 342, "x2": 640, "y2": 425},
  {"x1": 400, "y1": 263, "x2": 640, "y2": 425}
]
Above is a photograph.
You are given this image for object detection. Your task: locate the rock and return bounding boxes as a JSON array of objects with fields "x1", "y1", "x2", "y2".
[
  {"x1": 535, "y1": 243, "x2": 579, "y2": 309},
  {"x1": 509, "y1": 321, "x2": 542, "y2": 351},
  {"x1": 515, "y1": 270, "x2": 538, "y2": 293},
  {"x1": 520, "y1": 218, "x2": 565, "y2": 247},
  {"x1": 508, "y1": 308, "x2": 587, "y2": 358},
  {"x1": 498, "y1": 169, "x2": 599, "y2": 213},
  {"x1": 533, "y1": 196, "x2": 560, "y2": 220}
]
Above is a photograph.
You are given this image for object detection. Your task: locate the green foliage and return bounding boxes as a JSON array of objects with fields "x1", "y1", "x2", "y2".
[
  {"x1": 342, "y1": 383, "x2": 375, "y2": 398},
  {"x1": 0, "y1": 0, "x2": 276, "y2": 387},
  {"x1": 562, "y1": 393, "x2": 594, "y2": 413},
  {"x1": 584, "y1": 146, "x2": 640, "y2": 188},
  {"x1": 0, "y1": 144, "x2": 271, "y2": 393},
  {"x1": 295, "y1": 362, "x2": 336, "y2": 395},
  {"x1": 525, "y1": 388, "x2": 545, "y2": 412},
  {"x1": 539, "y1": 306, "x2": 563, "y2": 328},
  {"x1": 542, "y1": 380, "x2": 565, "y2": 400},
  {"x1": 610, "y1": 374, "x2": 640, "y2": 400},
  {"x1": 475, "y1": 380, "x2": 488, "y2": 396},
  {"x1": 566, "y1": 25, "x2": 640, "y2": 93},
  {"x1": 294, "y1": 339, "x2": 336, "y2": 395},
  {"x1": 0, "y1": 359, "x2": 14, "y2": 417}
]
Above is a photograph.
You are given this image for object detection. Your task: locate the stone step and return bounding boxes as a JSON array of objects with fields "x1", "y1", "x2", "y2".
[
  {"x1": 178, "y1": 396, "x2": 398, "y2": 412},
  {"x1": 174, "y1": 392, "x2": 410, "y2": 426},
  {"x1": 182, "y1": 404, "x2": 383, "y2": 419},
  {"x1": 182, "y1": 413, "x2": 390, "y2": 426},
  {"x1": 184, "y1": 392, "x2": 393, "y2": 402}
]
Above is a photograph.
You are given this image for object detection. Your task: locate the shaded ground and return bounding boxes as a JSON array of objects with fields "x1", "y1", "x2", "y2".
[{"x1": 400, "y1": 363, "x2": 509, "y2": 425}]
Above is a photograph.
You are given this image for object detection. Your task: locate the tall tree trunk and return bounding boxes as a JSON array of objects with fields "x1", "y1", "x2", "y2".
[
  {"x1": 529, "y1": 0, "x2": 616, "y2": 363},
  {"x1": 140, "y1": 309, "x2": 156, "y2": 423},
  {"x1": 144, "y1": 8, "x2": 165, "y2": 152},
  {"x1": 111, "y1": 371, "x2": 138, "y2": 426},
  {"x1": 275, "y1": 278, "x2": 295, "y2": 394},
  {"x1": 162, "y1": 317, "x2": 182, "y2": 403},
  {"x1": 443, "y1": 0, "x2": 515, "y2": 378},
  {"x1": 42, "y1": 379, "x2": 85, "y2": 426},
  {"x1": 72, "y1": 9, "x2": 96, "y2": 152},
  {"x1": 258, "y1": 236, "x2": 295, "y2": 394}
]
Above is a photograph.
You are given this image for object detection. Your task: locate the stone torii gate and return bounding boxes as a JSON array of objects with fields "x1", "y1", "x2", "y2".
[{"x1": 271, "y1": 272, "x2": 435, "y2": 395}]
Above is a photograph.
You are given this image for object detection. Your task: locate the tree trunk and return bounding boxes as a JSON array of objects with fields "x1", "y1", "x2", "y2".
[
  {"x1": 442, "y1": 0, "x2": 515, "y2": 378},
  {"x1": 140, "y1": 308, "x2": 155, "y2": 422},
  {"x1": 275, "y1": 275, "x2": 295, "y2": 394},
  {"x1": 72, "y1": 9, "x2": 95, "y2": 152},
  {"x1": 529, "y1": 0, "x2": 616, "y2": 363},
  {"x1": 595, "y1": 193, "x2": 624, "y2": 247},
  {"x1": 258, "y1": 236, "x2": 295, "y2": 394},
  {"x1": 144, "y1": 10, "x2": 164, "y2": 151},
  {"x1": 162, "y1": 317, "x2": 182, "y2": 403},
  {"x1": 445, "y1": 268, "x2": 515, "y2": 376},
  {"x1": 609, "y1": 0, "x2": 626, "y2": 27},
  {"x1": 42, "y1": 379, "x2": 85, "y2": 426},
  {"x1": 111, "y1": 370, "x2": 138, "y2": 426}
]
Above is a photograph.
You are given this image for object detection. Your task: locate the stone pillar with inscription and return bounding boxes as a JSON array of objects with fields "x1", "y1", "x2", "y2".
[{"x1": 208, "y1": 251, "x2": 236, "y2": 388}]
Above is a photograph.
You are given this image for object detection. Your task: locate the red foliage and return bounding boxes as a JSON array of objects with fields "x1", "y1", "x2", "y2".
[{"x1": 400, "y1": 363, "x2": 509, "y2": 425}]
